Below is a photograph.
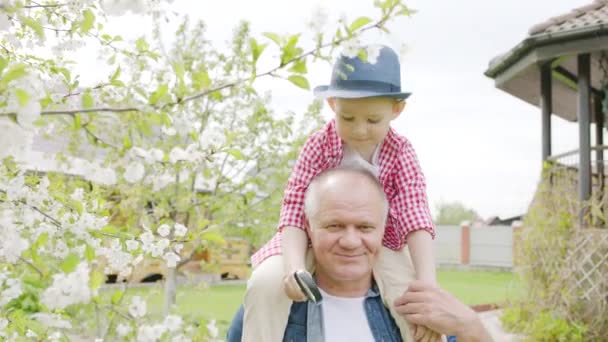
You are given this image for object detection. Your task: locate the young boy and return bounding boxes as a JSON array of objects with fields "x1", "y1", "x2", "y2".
[{"x1": 243, "y1": 45, "x2": 438, "y2": 342}]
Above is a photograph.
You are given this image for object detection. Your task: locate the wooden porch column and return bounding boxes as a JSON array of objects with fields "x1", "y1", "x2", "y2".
[
  {"x1": 595, "y1": 94, "x2": 604, "y2": 192},
  {"x1": 578, "y1": 54, "x2": 592, "y2": 226},
  {"x1": 540, "y1": 62, "x2": 553, "y2": 162}
]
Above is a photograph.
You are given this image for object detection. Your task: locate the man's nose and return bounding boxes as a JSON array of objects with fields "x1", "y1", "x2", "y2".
[{"x1": 338, "y1": 226, "x2": 361, "y2": 248}]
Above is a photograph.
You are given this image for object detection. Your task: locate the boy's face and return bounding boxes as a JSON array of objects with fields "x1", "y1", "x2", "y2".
[{"x1": 328, "y1": 97, "x2": 405, "y2": 151}]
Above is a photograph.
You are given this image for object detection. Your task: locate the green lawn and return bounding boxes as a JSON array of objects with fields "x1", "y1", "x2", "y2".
[
  {"x1": 100, "y1": 269, "x2": 522, "y2": 337},
  {"x1": 437, "y1": 269, "x2": 523, "y2": 305}
]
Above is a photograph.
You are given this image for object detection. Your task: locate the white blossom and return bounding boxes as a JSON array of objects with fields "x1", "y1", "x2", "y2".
[
  {"x1": 137, "y1": 324, "x2": 165, "y2": 342},
  {"x1": 124, "y1": 162, "x2": 145, "y2": 183},
  {"x1": 117, "y1": 323, "x2": 132, "y2": 337},
  {"x1": 163, "y1": 252, "x2": 180, "y2": 268},
  {"x1": 162, "y1": 126, "x2": 177, "y2": 136},
  {"x1": 340, "y1": 39, "x2": 362, "y2": 59},
  {"x1": 169, "y1": 147, "x2": 188, "y2": 164},
  {"x1": 41, "y1": 262, "x2": 91, "y2": 310},
  {"x1": 48, "y1": 331, "x2": 62, "y2": 341},
  {"x1": 126, "y1": 239, "x2": 140, "y2": 251},
  {"x1": 129, "y1": 296, "x2": 147, "y2": 318},
  {"x1": 25, "y1": 330, "x2": 37, "y2": 338},
  {"x1": 0, "y1": 278, "x2": 22, "y2": 306},
  {"x1": 102, "y1": 0, "x2": 147, "y2": 16},
  {"x1": 31, "y1": 313, "x2": 72, "y2": 329},
  {"x1": 17, "y1": 99, "x2": 42, "y2": 129},
  {"x1": 157, "y1": 224, "x2": 171, "y2": 237},
  {"x1": 207, "y1": 319, "x2": 219, "y2": 339},
  {"x1": 0, "y1": 224, "x2": 29, "y2": 263},
  {"x1": 164, "y1": 315, "x2": 182, "y2": 332},
  {"x1": 0, "y1": 318, "x2": 7, "y2": 337},
  {"x1": 174, "y1": 223, "x2": 187, "y2": 237},
  {"x1": 71, "y1": 188, "x2": 85, "y2": 202},
  {"x1": 366, "y1": 45, "x2": 382, "y2": 64},
  {"x1": 0, "y1": 12, "x2": 10, "y2": 31}
]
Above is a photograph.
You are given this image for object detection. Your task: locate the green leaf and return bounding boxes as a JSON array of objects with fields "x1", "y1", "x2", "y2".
[
  {"x1": 262, "y1": 32, "x2": 281, "y2": 45},
  {"x1": 21, "y1": 16, "x2": 45, "y2": 39},
  {"x1": 193, "y1": 70, "x2": 211, "y2": 90},
  {"x1": 201, "y1": 230, "x2": 225, "y2": 245},
  {"x1": 136, "y1": 37, "x2": 149, "y2": 52},
  {"x1": 74, "y1": 113, "x2": 82, "y2": 129},
  {"x1": 90, "y1": 271, "x2": 104, "y2": 291},
  {"x1": 0, "y1": 56, "x2": 7, "y2": 75},
  {"x1": 149, "y1": 84, "x2": 168, "y2": 105},
  {"x1": 349, "y1": 16, "x2": 373, "y2": 32},
  {"x1": 82, "y1": 91, "x2": 94, "y2": 109},
  {"x1": 60, "y1": 253, "x2": 80, "y2": 273},
  {"x1": 249, "y1": 38, "x2": 267, "y2": 63},
  {"x1": 287, "y1": 75, "x2": 310, "y2": 90},
  {"x1": 85, "y1": 244, "x2": 96, "y2": 263},
  {"x1": 34, "y1": 233, "x2": 49, "y2": 249},
  {"x1": 123, "y1": 135, "x2": 132, "y2": 149},
  {"x1": 111, "y1": 290, "x2": 124, "y2": 304},
  {"x1": 289, "y1": 60, "x2": 307, "y2": 74},
  {"x1": 2, "y1": 64, "x2": 28, "y2": 84},
  {"x1": 80, "y1": 9, "x2": 95, "y2": 33},
  {"x1": 173, "y1": 62, "x2": 185, "y2": 81},
  {"x1": 15, "y1": 89, "x2": 29, "y2": 106},
  {"x1": 110, "y1": 65, "x2": 121, "y2": 82},
  {"x1": 227, "y1": 148, "x2": 244, "y2": 160}
]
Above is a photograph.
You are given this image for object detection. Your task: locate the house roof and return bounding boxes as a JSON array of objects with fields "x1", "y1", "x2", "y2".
[
  {"x1": 529, "y1": 0, "x2": 608, "y2": 36},
  {"x1": 485, "y1": 0, "x2": 608, "y2": 123}
]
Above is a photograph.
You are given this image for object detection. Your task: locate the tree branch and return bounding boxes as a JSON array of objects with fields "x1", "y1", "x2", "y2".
[
  {"x1": 19, "y1": 256, "x2": 44, "y2": 277},
  {"x1": 0, "y1": 15, "x2": 392, "y2": 118}
]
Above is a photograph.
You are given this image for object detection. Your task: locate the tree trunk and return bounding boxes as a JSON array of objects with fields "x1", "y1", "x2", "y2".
[{"x1": 163, "y1": 267, "x2": 177, "y2": 317}]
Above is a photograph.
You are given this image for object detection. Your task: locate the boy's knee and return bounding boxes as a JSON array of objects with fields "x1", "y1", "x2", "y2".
[{"x1": 245, "y1": 257, "x2": 285, "y2": 299}]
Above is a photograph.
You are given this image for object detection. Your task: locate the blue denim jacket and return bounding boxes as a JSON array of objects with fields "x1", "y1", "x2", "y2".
[{"x1": 226, "y1": 283, "x2": 403, "y2": 342}]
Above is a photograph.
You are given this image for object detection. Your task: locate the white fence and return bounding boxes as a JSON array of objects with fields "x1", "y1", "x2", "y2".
[
  {"x1": 435, "y1": 225, "x2": 461, "y2": 265},
  {"x1": 435, "y1": 225, "x2": 515, "y2": 269}
]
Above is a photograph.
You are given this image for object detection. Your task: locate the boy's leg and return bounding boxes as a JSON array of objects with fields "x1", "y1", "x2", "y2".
[
  {"x1": 373, "y1": 246, "x2": 417, "y2": 342},
  {"x1": 242, "y1": 252, "x2": 316, "y2": 342},
  {"x1": 242, "y1": 255, "x2": 291, "y2": 342}
]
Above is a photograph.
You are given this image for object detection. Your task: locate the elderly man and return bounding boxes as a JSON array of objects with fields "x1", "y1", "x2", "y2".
[{"x1": 227, "y1": 166, "x2": 404, "y2": 341}]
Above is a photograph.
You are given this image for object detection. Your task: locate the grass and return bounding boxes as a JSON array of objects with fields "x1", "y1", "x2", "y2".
[
  {"x1": 437, "y1": 269, "x2": 523, "y2": 306},
  {"x1": 94, "y1": 269, "x2": 522, "y2": 337}
]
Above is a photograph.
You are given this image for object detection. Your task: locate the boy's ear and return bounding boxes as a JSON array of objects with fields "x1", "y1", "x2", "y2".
[
  {"x1": 327, "y1": 97, "x2": 337, "y2": 112},
  {"x1": 392, "y1": 100, "x2": 406, "y2": 119}
]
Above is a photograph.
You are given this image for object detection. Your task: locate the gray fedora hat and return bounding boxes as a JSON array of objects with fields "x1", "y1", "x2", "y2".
[{"x1": 313, "y1": 45, "x2": 411, "y2": 99}]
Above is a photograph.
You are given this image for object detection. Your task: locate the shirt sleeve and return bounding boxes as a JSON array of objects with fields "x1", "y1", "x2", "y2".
[
  {"x1": 390, "y1": 141, "x2": 435, "y2": 245},
  {"x1": 278, "y1": 131, "x2": 326, "y2": 231}
]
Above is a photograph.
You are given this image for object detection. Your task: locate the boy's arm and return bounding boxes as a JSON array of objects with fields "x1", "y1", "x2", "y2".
[
  {"x1": 406, "y1": 230, "x2": 436, "y2": 283},
  {"x1": 281, "y1": 226, "x2": 309, "y2": 272}
]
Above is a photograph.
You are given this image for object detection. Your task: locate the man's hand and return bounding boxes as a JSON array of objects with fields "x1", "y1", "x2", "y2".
[
  {"x1": 411, "y1": 324, "x2": 442, "y2": 342},
  {"x1": 283, "y1": 270, "x2": 308, "y2": 302},
  {"x1": 394, "y1": 281, "x2": 491, "y2": 341}
]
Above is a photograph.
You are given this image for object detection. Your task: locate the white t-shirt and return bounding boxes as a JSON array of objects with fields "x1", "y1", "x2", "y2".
[
  {"x1": 340, "y1": 144, "x2": 380, "y2": 178},
  {"x1": 319, "y1": 289, "x2": 375, "y2": 342}
]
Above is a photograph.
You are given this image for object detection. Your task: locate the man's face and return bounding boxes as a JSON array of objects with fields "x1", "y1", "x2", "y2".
[{"x1": 307, "y1": 175, "x2": 386, "y2": 288}]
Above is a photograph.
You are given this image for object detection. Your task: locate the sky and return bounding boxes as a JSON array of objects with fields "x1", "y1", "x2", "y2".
[{"x1": 72, "y1": 0, "x2": 593, "y2": 219}]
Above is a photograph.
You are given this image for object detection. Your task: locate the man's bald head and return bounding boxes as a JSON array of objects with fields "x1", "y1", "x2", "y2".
[{"x1": 303, "y1": 166, "x2": 389, "y2": 225}]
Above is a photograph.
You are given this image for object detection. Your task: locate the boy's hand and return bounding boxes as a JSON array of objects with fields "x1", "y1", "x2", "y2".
[
  {"x1": 282, "y1": 270, "x2": 308, "y2": 302},
  {"x1": 412, "y1": 324, "x2": 442, "y2": 342}
]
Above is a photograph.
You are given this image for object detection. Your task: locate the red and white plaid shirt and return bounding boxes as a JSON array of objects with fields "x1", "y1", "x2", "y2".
[{"x1": 251, "y1": 119, "x2": 435, "y2": 267}]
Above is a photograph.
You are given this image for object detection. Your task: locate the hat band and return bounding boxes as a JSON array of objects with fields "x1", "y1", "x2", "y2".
[{"x1": 331, "y1": 79, "x2": 401, "y2": 93}]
